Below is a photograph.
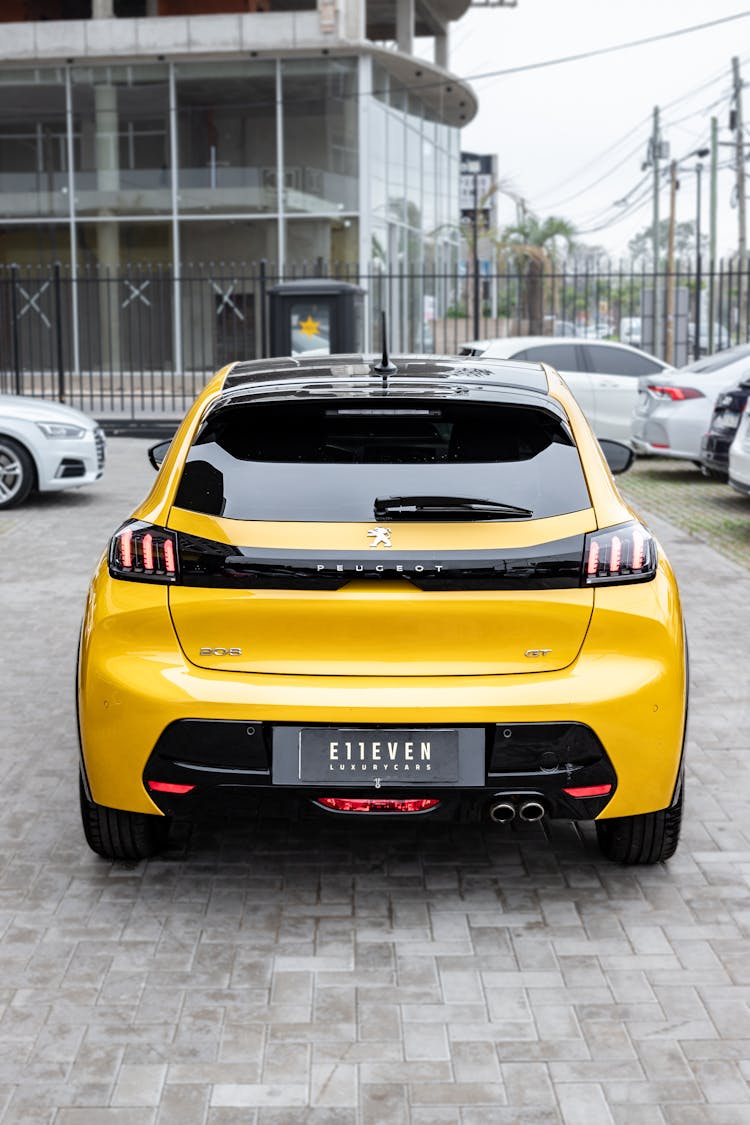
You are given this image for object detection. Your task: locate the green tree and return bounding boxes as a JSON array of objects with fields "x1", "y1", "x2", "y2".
[{"x1": 496, "y1": 214, "x2": 577, "y2": 334}]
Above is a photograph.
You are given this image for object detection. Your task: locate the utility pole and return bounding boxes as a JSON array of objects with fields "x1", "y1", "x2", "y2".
[
  {"x1": 665, "y1": 160, "x2": 678, "y2": 366},
  {"x1": 694, "y1": 160, "x2": 704, "y2": 362},
  {"x1": 733, "y1": 56, "x2": 747, "y2": 342},
  {"x1": 651, "y1": 106, "x2": 662, "y2": 357},
  {"x1": 709, "y1": 115, "x2": 718, "y2": 353}
]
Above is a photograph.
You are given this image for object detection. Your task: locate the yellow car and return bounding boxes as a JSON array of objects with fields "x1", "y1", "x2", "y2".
[{"x1": 77, "y1": 353, "x2": 687, "y2": 863}]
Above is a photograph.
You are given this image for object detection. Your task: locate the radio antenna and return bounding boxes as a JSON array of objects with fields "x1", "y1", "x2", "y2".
[{"x1": 371, "y1": 310, "x2": 398, "y2": 388}]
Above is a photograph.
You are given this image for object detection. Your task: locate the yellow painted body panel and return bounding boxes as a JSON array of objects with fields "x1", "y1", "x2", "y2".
[
  {"x1": 79, "y1": 558, "x2": 685, "y2": 820},
  {"x1": 168, "y1": 582, "x2": 595, "y2": 676}
]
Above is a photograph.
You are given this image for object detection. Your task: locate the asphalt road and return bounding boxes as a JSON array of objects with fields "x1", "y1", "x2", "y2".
[{"x1": 1, "y1": 439, "x2": 749, "y2": 1124}]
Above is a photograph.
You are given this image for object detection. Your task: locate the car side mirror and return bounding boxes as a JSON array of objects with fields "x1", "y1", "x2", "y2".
[
  {"x1": 148, "y1": 440, "x2": 172, "y2": 471},
  {"x1": 599, "y1": 439, "x2": 634, "y2": 475}
]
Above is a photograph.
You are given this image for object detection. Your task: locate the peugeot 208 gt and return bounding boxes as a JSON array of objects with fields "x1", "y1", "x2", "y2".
[{"x1": 77, "y1": 354, "x2": 687, "y2": 864}]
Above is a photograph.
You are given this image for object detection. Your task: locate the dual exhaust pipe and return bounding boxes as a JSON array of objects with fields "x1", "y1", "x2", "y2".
[{"x1": 489, "y1": 798, "x2": 546, "y2": 824}]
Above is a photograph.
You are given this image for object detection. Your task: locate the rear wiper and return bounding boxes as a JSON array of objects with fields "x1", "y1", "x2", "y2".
[{"x1": 373, "y1": 495, "x2": 533, "y2": 520}]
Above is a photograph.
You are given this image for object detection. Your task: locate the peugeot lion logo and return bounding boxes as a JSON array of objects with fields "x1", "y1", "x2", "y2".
[{"x1": 368, "y1": 526, "x2": 392, "y2": 548}]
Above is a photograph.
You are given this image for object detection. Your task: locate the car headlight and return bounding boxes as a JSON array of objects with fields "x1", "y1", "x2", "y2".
[{"x1": 35, "y1": 421, "x2": 87, "y2": 439}]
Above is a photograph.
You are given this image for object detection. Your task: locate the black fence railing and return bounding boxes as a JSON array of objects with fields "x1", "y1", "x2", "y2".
[{"x1": 1, "y1": 258, "x2": 749, "y2": 423}]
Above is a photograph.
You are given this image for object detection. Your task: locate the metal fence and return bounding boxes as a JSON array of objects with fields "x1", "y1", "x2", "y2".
[{"x1": 1, "y1": 258, "x2": 749, "y2": 425}]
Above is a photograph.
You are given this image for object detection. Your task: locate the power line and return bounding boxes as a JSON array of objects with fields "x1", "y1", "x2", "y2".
[
  {"x1": 528, "y1": 58, "x2": 746, "y2": 210},
  {"x1": 534, "y1": 138, "x2": 650, "y2": 212},
  {"x1": 463, "y1": 9, "x2": 750, "y2": 86}
]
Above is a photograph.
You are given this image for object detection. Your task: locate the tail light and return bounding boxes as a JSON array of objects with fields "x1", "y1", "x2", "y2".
[
  {"x1": 647, "y1": 384, "x2": 704, "y2": 401},
  {"x1": 109, "y1": 520, "x2": 179, "y2": 583},
  {"x1": 583, "y1": 521, "x2": 657, "y2": 586}
]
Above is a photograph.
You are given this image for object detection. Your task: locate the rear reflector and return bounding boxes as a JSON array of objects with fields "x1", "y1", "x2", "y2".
[
  {"x1": 147, "y1": 781, "x2": 195, "y2": 795},
  {"x1": 562, "y1": 784, "x2": 612, "y2": 798},
  {"x1": 318, "y1": 797, "x2": 440, "y2": 813}
]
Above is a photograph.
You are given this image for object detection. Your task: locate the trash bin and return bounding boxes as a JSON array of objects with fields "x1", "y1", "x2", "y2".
[{"x1": 267, "y1": 279, "x2": 365, "y2": 357}]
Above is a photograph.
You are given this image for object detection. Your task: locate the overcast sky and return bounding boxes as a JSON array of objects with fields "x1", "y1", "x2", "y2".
[{"x1": 443, "y1": 0, "x2": 750, "y2": 258}]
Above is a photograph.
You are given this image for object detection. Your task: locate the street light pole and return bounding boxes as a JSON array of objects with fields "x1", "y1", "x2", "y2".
[{"x1": 694, "y1": 162, "x2": 703, "y2": 361}]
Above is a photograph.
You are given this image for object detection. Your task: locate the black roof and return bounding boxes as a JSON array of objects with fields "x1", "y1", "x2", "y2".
[{"x1": 223, "y1": 354, "x2": 550, "y2": 400}]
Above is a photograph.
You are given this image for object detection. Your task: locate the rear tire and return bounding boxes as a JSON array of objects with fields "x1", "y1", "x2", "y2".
[
  {"x1": 595, "y1": 784, "x2": 683, "y2": 864},
  {"x1": 79, "y1": 776, "x2": 170, "y2": 860},
  {"x1": 0, "y1": 436, "x2": 34, "y2": 509}
]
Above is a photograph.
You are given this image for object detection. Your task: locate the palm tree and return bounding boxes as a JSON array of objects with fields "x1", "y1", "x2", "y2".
[{"x1": 497, "y1": 214, "x2": 577, "y2": 334}]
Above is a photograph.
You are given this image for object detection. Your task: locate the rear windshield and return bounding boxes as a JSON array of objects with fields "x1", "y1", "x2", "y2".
[{"x1": 174, "y1": 399, "x2": 591, "y2": 521}]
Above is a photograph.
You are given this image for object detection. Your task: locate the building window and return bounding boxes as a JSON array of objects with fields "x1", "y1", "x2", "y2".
[
  {"x1": 71, "y1": 64, "x2": 171, "y2": 218},
  {"x1": 0, "y1": 69, "x2": 68, "y2": 220},
  {"x1": 281, "y1": 58, "x2": 358, "y2": 214},
  {"x1": 176, "y1": 62, "x2": 278, "y2": 216}
]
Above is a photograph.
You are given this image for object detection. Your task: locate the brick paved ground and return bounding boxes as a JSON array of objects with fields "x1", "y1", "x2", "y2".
[
  {"x1": 1, "y1": 439, "x2": 749, "y2": 1123},
  {"x1": 621, "y1": 456, "x2": 750, "y2": 573}
]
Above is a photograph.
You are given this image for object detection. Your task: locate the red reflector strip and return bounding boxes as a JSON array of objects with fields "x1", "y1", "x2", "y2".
[
  {"x1": 120, "y1": 529, "x2": 133, "y2": 569},
  {"x1": 586, "y1": 539, "x2": 600, "y2": 576},
  {"x1": 148, "y1": 781, "x2": 195, "y2": 795},
  {"x1": 142, "y1": 532, "x2": 154, "y2": 571},
  {"x1": 163, "y1": 538, "x2": 176, "y2": 575},
  {"x1": 631, "y1": 528, "x2": 644, "y2": 571},
  {"x1": 563, "y1": 784, "x2": 612, "y2": 798},
  {"x1": 318, "y1": 797, "x2": 440, "y2": 813}
]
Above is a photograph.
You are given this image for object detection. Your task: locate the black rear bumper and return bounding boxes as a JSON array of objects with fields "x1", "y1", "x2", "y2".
[{"x1": 142, "y1": 718, "x2": 618, "y2": 822}]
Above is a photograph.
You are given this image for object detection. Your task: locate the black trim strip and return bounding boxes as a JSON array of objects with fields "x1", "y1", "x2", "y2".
[{"x1": 177, "y1": 532, "x2": 587, "y2": 591}]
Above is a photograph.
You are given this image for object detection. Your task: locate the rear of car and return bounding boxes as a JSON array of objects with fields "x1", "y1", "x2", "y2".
[
  {"x1": 633, "y1": 343, "x2": 750, "y2": 462},
  {"x1": 77, "y1": 355, "x2": 687, "y2": 865},
  {"x1": 700, "y1": 377, "x2": 750, "y2": 478}
]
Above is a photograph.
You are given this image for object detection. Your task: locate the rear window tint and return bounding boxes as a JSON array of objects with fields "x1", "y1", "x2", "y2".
[{"x1": 174, "y1": 399, "x2": 591, "y2": 522}]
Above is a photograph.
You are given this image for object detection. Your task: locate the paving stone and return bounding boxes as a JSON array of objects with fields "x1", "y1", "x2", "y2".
[{"x1": 3, "y1": 443, "x2": 750, "y2": 1121}]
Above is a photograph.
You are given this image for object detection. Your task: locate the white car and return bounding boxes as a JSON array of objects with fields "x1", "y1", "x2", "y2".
[
  {"x1": 632, "y1": 342, "x2": 750, "y2": 463},
  {"x1": 0, "y1": 395, "x2": 105, "y2": 509},
  {"x1": 728, "y1": 405, "x2": 750, "y2": 496},
  {"x1": 457, "y1": 336, "x2": 671, "y2": 444}
]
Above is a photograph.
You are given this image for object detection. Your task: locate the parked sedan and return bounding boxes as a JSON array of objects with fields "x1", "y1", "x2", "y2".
[
  {"x1": 700, "y1": 376, "x2": 750, "y2": 478},
  {"x1": 632, "y1": 342, "x2": 750, "y2": 464},
  {"x1": 0, "y1": 394, "x2": 105, "y2": 509},
  {"x1": 457, "y1": 337, "x2": 671, "y2": 444}
]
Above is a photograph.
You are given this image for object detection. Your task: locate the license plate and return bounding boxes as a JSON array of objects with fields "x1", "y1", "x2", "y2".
[{"x1": 298, "y1": 728, "x2": 459, "y2": 785}]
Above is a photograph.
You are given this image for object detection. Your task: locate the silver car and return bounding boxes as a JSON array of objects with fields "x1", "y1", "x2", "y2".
[
  {"x1": 0, "y1": 394, "x2": 105, "y2": 509},
  {"x1": 632, "y1": 342, "x2": 750, "y2": 464}
]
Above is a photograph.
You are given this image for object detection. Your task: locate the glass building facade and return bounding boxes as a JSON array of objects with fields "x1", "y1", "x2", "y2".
[{"x1": 0, "y1": 54, "x2": 461, "y2": 366}]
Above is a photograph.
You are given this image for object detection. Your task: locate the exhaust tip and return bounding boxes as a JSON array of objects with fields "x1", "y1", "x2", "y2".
[
  {"x1": 518, "y1": 800, "x2": 546, "y2": 822},
  {"x1": 489, "y1": 801, "x2": 516, "y2": 824}
]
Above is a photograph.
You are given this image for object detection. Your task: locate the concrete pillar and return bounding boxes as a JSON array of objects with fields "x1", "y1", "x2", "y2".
[
  {"x1": 435, "y1": 28, "x2": 449, "y2": 70},
  {"x1": 342, "y1": 0, "x2": 365, "y2": 40},
  {"x1": 396, "y1": 0, "x2": 414, "y2": 55},
  {"x1": 94, "y1": 83, "x2": 121, "y2": 371},
  {"x1": 92, "y1": 0, "x2": 114, "y2": 17}
]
